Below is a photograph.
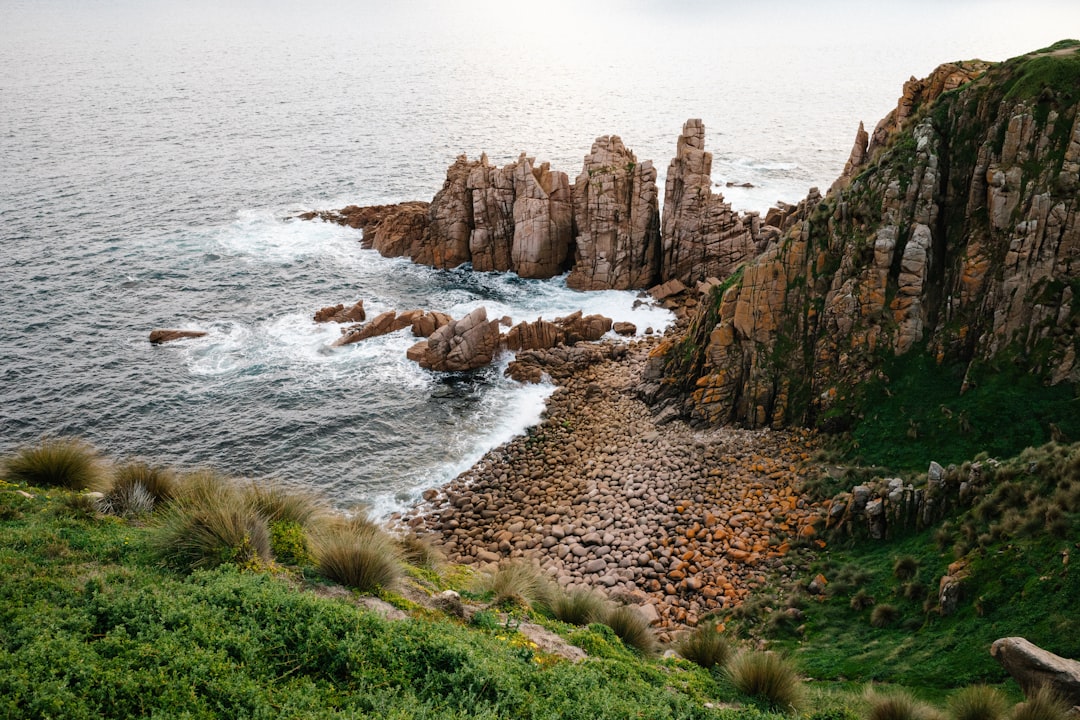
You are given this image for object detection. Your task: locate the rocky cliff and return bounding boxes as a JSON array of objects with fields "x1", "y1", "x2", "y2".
[{"x1": 658, "y1": 41, "x2": 1080, "y2": 432}]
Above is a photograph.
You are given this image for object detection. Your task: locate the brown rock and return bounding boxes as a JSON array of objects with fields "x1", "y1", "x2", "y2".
[
  {"x1": 567, "y1": 135, "x2": 661, "y2": 290},
  {"x1": 314, "y1": 300, "x2": 366, "y2": 324},
  {"x1": 557, "y1": 311, "x2": 612, "y2": 343},
  {"x1": 333, "y1": 311, "x2": 400, "y2": 347},
  {"x1": 409, "y1": 307, "x2": 502, "y2": 372},
  {"x1": 613, "y1": 322, "x2": 637, "y2": 336},
  {"x1": 411, "y1": 311, "x2": 453, "y2": 338},
  {"x1": 991, "y1": 637, "x2": 1080, "y2": 705},
  {"x1": 660, "y1": 120, "x2": 761, "y2": 285},
  {"x1": 149, "y1": 329, "x2": 208, "y2": 344}
]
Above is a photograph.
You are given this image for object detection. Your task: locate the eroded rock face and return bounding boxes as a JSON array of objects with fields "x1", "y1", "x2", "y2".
[
  {"x1": 567, "y1": 136, "x2": 661, "y2": 290},
  {"x1": 406, "y1": 153, "x2": 573, "y2": 278},
  {"x1": 991, "y1": 637, "x2": 1080, "y2": 706},
  {"x1": 660, "y1": 119, "x2": 761, "y2": 286},
  {"x1": 660, "y1": 50, "x2": 1080, "y2": 428}
]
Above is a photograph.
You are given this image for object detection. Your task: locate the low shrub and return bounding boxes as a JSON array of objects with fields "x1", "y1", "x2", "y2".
[
  {"x1": 547, "y1": 587, "x2": 610, "y2": 626},
  {"x1": 1010, "y1": 686, "x2": 1071, "y2": 720},
  {"x1": 726, "y1": 650, "x2": 805, "y2": 712},
  {"x1": 312, "y1": 524, "x2": 401, "y2": 592},
  {"x1": 947, "y1": 685, "x2": 1008, "y2": 720},
  {"x1": 269, "y1": 519, "x2": 313, "y2": 566},
  {"x1": 674, "y1": 621, "x2": 732, "y2": 669},
  {"x1": 601, "y1": 605, "x2": 658, "y2": 657},
  {"x1": 4, "y1": 436, "x2": 104, "y2": 490}
]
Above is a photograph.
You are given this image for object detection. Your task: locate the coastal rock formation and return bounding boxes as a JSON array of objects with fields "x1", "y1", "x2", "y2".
[
  {"x1": 660, "y1": 119, "x2": 762, "y2": 286},
  {"x1": 407, "y1": 307, "x2": 502, "y2": 372},
  {"x1": 659, "y1": 45, "x2": 1080, "y2": 428},
  {"x1": 332, "y1": 309, "x2": 423, "y2": 347},
  {"x1": 991, "y1": 637, "x2": 1080, "y2": 706},
  {"x1": 404, "y1": 153, "x2": 574, "y2": 278},
  {"x1": 308, "y1": 126, "x2": 776, "y2": 291},
  {"x1": 314, "y1": 300, "x2": 366, "y2": 324},
  {"x1": 567, "y1": 136, "x2": 661, "y2": 290},
  {"x1": 503, "y1": 312, "x2": 614, "y2": 354},
  {"x1": 149, "y1": 329, "x2": 208, "y2": 344}
]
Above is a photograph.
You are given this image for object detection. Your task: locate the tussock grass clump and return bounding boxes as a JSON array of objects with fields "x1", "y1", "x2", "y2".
[
  {"x1": 153, "y1": 503, "x2": 272, "y2": 571},
  {"x1": 602, "y1": 604, "x2": 658, "y2": 657},
  {"x1": 312, "y1": 524, "x2": 401, "y2": 592},
  {"x1": 4, "y1": 437, "x2": 105, "y2": 490},
  {"x1": 1010, "y1": 686, "x2": 1072, "y2": 720},
  {"x1": 947, "y1": 685, "x2": 1008, "y2": 720},
  {"x1": 675, "y1": 621, "x2": 732, "y2": 669},
  {"x1": 870, "y1": 603, "x2": 900, "y2": 628},
  {"x1": 866, "y1": 688, "x2": 941, "y2": 720},
  {"x1": 726, "y1": 651, "x2": 804, "y2": 712},
  {"x1": 850, "y1": 589, "x2": 876, "y2": 611},
  {"x1": 244, "y1": 481, "x2": 326, "y2": 527},
  {"x1": 547, "y1": 587, "x2": 610, "y2": 626},
  {"x1": 396, "y1": 533, "x2": 444, "y2": 570},
  {"x1": 151, "y1": 469, "x2": 274, "y2": 571},
  {"x1": 893, "y1": 555, "x2": 920, "y2": 581},
  {"x1": 100, "y1": 461, "x2": 177, "y2": 516},
  {"x1": 475, "y1": 560, "x2": 552, "y2": 608}
]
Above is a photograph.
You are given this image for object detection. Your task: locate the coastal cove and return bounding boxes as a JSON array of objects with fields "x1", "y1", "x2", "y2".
[{"x1": 4, "y1": 2, "x2": 1080, "y2": 717}]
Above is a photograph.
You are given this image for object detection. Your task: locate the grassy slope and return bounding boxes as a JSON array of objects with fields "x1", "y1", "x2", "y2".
[
  {"x1": 0, "y1": 479, "x2": 784, "y2": 720},
  {"x1": 727, "y1": 444, "x2": 1080, "y2": 697}
]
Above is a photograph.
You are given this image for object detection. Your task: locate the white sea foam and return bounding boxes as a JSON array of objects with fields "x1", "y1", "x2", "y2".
[
  {"x1": 210, "y1": 207, "x2": 364, "y2": 267},
  {"x1": 367, "y1": 370, "x2": 556, "y2": 519}
]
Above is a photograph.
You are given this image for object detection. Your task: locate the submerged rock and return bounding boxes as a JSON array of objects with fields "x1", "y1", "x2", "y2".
[{"x1": 149, "y1": 329, "x2": 207, "y2": 344}]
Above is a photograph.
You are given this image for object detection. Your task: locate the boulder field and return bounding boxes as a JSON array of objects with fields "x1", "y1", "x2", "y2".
[{"x1": 395, "y1": 338, "x2": 823, "y2": 635}]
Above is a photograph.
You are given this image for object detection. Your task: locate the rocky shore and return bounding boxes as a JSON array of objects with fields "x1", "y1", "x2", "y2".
[{"x1": 396, "y1": 336, "x2": 823, "y2": 636}]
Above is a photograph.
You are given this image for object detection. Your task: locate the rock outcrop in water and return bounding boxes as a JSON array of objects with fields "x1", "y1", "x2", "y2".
[
  {"x1": 149, "y1": 329, "x2": 208, "y2": 344},
  {"x1": 566, "y1": 136, "x2": 661, "y2": 290},
  {"x1": 308, "y1": 126, "x2": 775, "y2": 291},
  {"x1": 657, "y1": 43, "x2": 1080, "y2": 428},
  {"x1": 407, "y1": 307, "x2": 503, "y2": 372}
]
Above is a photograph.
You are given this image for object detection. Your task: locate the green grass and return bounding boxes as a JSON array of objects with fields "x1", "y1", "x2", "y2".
[
  {"x1": 840, "y1": 353, "x2": 1080, "y2": 471},
  {"x1": 728, "y1": 482, "x2": 1080, "y2": 690},
  {"x1": 0, "y1": 477, "x2": 778, "y2": 720}
]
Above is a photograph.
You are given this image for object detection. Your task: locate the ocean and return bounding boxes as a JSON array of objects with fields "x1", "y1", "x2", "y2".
[{"x1": 2, "y1": 0, "x2": 1076, "y2": 514}]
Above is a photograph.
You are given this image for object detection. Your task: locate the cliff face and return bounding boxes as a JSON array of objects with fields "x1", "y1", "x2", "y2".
[
  {"x1": 415, "y1": 153, "x2": 575, "y2": 279},
  {"x1": 661, "y1": 42, "x2": 1080, "y2": 429},
  {"x1": 567, "y1": 136, "x2": 662, "y2": 290}
]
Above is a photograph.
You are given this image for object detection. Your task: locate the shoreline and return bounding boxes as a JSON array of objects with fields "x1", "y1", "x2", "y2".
[{"x1": 396, "y1": 334, "x2": 823, "y2": 636}]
